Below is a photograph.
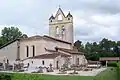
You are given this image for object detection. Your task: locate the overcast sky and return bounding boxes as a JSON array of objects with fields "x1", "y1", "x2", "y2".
[{"x1": 0, "y1": 0, "x2": 120, "y2": 43}]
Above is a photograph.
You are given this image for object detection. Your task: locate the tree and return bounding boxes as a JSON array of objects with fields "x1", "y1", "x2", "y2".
[
  {"x1": 74, "y1": 40, "x2": 84, "y2": 52},
  {"x1": 74, "y1": 38, "x2": 120, "y2": 61},
  {"x1": 0, "y1": 27, "x2": 28, "y2": 46}
]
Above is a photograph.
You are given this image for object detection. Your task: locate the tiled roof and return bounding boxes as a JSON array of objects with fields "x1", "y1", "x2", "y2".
[
  {"x1": 55, "y1": 47, "x2": 84, "y2": 55},
  {"x1": 21, "y1": 35, "x2": 72, "y2": 44},
  {"x1": 43, "y1": 35, "x2": 72, "y2": 44},
  {"x1": 29, "y1": 53, "x2": 59, "y2": 59},
  {"x1": 0, "y1": 35, "x2": 72, "y2": 49},
  {"x1": 29, "y1": 52, "x2": 70, "y2": 59},
  {"x1": 22, "y1": 35, "x2": 43, "y2": 40},
  {"x1": 88, "y1": 60, "x2": 101, "y2": 64},
  {"x1": 99, "y1": 57, "x2": 120, "y2": 61}
]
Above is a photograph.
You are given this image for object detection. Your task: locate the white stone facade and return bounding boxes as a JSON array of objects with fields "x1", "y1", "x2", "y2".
[
  {"x1": 49, "y1": 8, "x2": 74, "y2": 44},
  {"x1": 0, "y1": 8, "x2": 87, "y2": 70}
]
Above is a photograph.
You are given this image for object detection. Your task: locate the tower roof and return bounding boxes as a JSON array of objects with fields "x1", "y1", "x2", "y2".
[
  {"x1": 67, "y1": 12, "x2": 72, "y2": 17},
  {"x1": 49, "y1": 15, "x2": 55, "y2": 20},
  {"x1": 55, "y1": 7, "x2": 66, "y2": 18}
]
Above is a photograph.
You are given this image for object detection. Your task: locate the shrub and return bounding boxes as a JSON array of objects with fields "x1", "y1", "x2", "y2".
[
  {"x1": 107, "y1": 62, "x2": 117, "y2": 67},
  {"x1": 0, "y1": 73, "x2": 12, "y2": 80},
  {"x1": 117, "y1": 62, "x2": 120, "y2": 80}
]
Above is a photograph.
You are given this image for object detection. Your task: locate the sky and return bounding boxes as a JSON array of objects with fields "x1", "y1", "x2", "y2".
[{"x1": 0, "y1": 0, "x2": 120, "y2": 43}]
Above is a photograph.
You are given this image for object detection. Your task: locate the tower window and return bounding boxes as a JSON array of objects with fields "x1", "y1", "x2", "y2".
[
  {"x1": 32, "y1": 45, "x2": 35, "y2": 57},
  {"x1": 42, "y1": 60, "x2": 45, "y2": 65},
  {"x1": 56, "y1": 26, "x2": 59, "y2": 34},
  {"x1": 58, "y1": 14, "x2": 62, "y2": 20},
  {"x1": 68, "y1": 18, "x2": 70, "y2": 20},
  {"x1": 62, "y1": 26, "x2": 65, "y2": 35},
  {"x1": 51, "y1": 20, "x2": 52, "y2": 22},
  {"x1": 26, "y1": 46, "x2": 29, "y2": 57}
]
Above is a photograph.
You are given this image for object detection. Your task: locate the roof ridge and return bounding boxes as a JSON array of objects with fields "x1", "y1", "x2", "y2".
[{"x1": 44, "y1": 35, "x2": 72, "y2": 44}]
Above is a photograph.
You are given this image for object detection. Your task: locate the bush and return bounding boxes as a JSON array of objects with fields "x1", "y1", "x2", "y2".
[
  {"x1": 117, "y1": 62, "x2": 120, "y2": 80},
  {"x1": 107, "y1": 62, "x2": 117, "y2": 67},
  {"x1": 0, "y1": 73, "x2": 12, "y2": 80}
]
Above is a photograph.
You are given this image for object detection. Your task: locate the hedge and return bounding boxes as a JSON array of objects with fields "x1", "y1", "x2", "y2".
[
  {"x1": 107, "y1": 62, "x2": 117, "y2": 67},
  {"x1": 117, "y1": 62, "x2": 120, "y2": 80},
  {"x1": 0, "y1": 73, "x2": 12, "y2": 80}
]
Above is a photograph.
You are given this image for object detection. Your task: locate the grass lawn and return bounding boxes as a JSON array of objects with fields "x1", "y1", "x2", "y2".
[
  {"x1": 94, "y1": 67, "x2": 118, "y2": 80},
  {"x1": 0, "y1": 67, "x2": 118, "y2": 80},
  {"x1": 11, "y1": 73, "x2": 94, "y2": 80}
]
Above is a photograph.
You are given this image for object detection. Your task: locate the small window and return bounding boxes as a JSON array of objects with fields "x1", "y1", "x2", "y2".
[
  {"x1": 51, "y1": 20, "x2": 52, "y2": 22},
  {"x1": 32, "y1": 45, "x2": 35, "y2": 57},
  {"x1": 56, "y1": 26, "x2": 59, "y2": 34},
  {"x1": 28, "y1": 63, "x2": 29, "y2": 67},
  {"x1": 42, "y1": 60, "x2": 44, "y2": 65},
  {"x1": 68, "y1": 18, "x2": 70, "y2": 20},
  {"x1": 7, "y1": 59, "x2": 9, "y2": 64},
  {"x1": 62, "y1": 26, "x2": 65, "y2": 35},
  {"x1": 26, "y1": 46, "x2": 29, "y2": 57}
]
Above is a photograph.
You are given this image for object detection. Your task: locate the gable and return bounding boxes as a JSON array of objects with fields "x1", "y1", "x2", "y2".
[{"x1": 0, "y1": 39, "x2": 20, "y2": 49}]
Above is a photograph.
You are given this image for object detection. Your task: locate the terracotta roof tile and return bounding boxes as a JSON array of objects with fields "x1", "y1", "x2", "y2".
[
  {"x1": 56, "y1": 47, "x2": 84, "y2": 55},
  {"x1": 22, "y1": 52, "x2": 71, "y2": 60},
  {"x1": 99, "y1": 57, "x2": 120, "y2": 61},
  {"x1": 43, "y1": 35, "x2": 72, "y2": 44},
  {"x1": 21, "y1": 35, "x2": 72, "y2": 44}
]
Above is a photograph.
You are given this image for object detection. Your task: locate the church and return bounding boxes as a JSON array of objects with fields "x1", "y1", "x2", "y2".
[{"x1": 0, "y1": 8, "x2": 87, "y2": 70}]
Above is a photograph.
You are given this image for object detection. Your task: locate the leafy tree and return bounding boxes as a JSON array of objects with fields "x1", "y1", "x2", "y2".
[
  {"x1": 0, "y1": 27, "x2": 28, "y2": 46},
  {"x1": 2, "y1": 27, "x2": 22, "y2": 41},
  {"x1": 74, "y1": 38, "x2": 120, "y2": 61},
  {"x1": 74, "y1": 40, "x2": 84, "y2": 52}
]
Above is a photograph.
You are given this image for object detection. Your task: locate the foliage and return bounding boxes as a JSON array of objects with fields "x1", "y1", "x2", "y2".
[
  {"x1": 10, "y1": 73, "x2": 94, "y2": 80},
  {"x1": 0, "y1": 69, "x2": 119, "y2": 80},
  {"x1": 0, "y1": 27, "x2": 28, "y2": 47},
  {"x1": 107, "y1": 62, "x2": 117, "y2": 67},
  {"x1": 0, "y1": 73, "x2": 12, "y2": 80},
  {"x1": 74, "y1": 38, "x2": 120, "y2": 61},
  {"x1": 117, "y1": 62, "x2": 120, "y2": 80},
  {"x1": 95, "y1": 67, "x2": 118, "y2": 80}
]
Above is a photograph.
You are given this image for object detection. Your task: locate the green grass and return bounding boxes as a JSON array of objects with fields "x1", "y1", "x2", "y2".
[
  {"x1": 11, "y1": 73, "x2": 94, "y2": 80},
  {"x1": 0, "y1": 67, "x2": 119, "y2": 80},
  {"x1": 94, "y1": 67, "x2": 118, "y2": 80}
]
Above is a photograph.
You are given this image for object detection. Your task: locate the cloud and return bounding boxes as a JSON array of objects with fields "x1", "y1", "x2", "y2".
[{"x1": 0, "y1": 0, "x2": 120, "y2": 43}]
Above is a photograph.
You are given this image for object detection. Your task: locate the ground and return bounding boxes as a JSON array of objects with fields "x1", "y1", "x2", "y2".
[
  {"x1": 0, "y1": 67, "x2": 118, "y2": 80},
  {"x1": 11, "y1": 74, "x2": 94, "y2": 80},
  {"x1": 95, "y1": 67, "x2": 118, "y2": 80}
]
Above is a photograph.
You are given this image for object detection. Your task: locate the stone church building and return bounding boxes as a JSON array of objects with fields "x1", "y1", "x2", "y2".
[{"x1": 0, "y1": 8, "x2": 87, "y2": 69}]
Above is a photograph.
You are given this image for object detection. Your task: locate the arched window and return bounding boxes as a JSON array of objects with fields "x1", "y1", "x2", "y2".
[
  {"x1": 58, "y1": 14, "x2": 62, "y2": 20},
  {"x1": 7, "y1": 59, "x2": 9, "y2": 64},
  {"x1": 76, "y1": 58, "x2": 79, "y2": 65},
  {"x1": 42, "y1": 60, "x2": 44, "y2": 65},
  {"x1": 26, "y1": 46, "x2": 29, "y2": 57},
  {"x1": 62, "y1": 26, "x2": 65, "y2": 35},
  {"x1": 68, "y1": 18, "x2": 70, "y2": 20},
  {"x1": 32, "y1": 45, "x2": 35, "y2": 57},
  {"x1": 56, "y1": 26, "x2": 59, "y2": 34}
]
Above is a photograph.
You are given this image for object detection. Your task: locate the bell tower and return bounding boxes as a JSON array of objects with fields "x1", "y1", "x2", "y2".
[{"x1": 49, "y1": 8, "x2": 74, "y2": 44}]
